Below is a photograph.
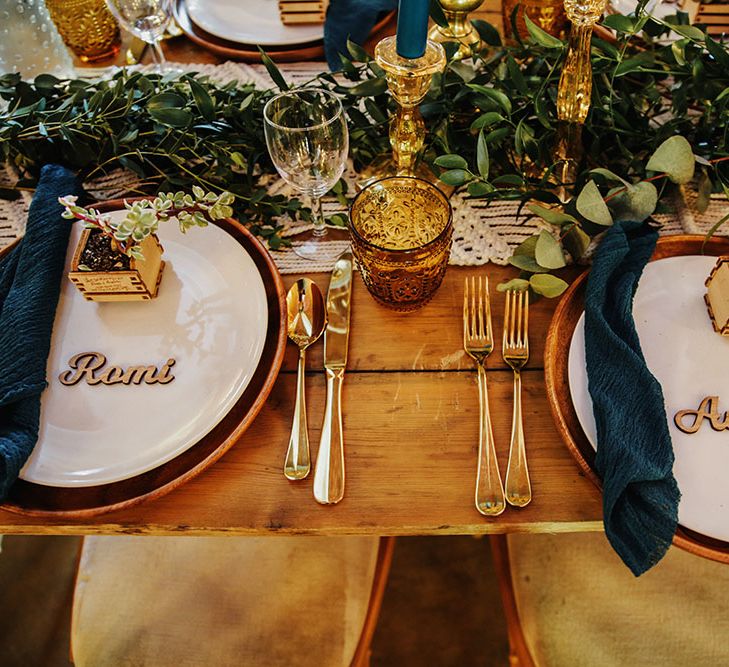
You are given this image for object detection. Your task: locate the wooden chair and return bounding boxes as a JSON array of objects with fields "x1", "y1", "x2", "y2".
[
  {"x1": 491, "y1": 532, "x2": 729, "y2": 667},
  {"x1": 71, "y1": 535, "x2": 394, "y2": 667}
]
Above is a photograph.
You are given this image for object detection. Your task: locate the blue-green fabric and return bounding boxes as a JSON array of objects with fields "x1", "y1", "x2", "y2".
[
  {"x1": 324, "y1": 0, "x2": 397, "y2": 70},
  {"x1": 0, "y1": 164, "x2": 80, "y2": 499},
  {"x1": 584, "y1": 220, "x2": 680, "y2": 576}
]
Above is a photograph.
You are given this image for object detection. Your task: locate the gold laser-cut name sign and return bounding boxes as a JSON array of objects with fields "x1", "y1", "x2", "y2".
[
  {"x1": 59, "y1": 352, "x2": 176, "y2": 386},
  {"x1": 674, "y1": 396, "x2": 729, "y2": 434}
]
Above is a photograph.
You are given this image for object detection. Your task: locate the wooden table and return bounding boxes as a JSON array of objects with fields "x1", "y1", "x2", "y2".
[
  {"x1": 0, "y1": 19, "x2": 604, "y2": 536},
  {"x1": 0, "y1": 262, "x2": 602, "y2": 536}
]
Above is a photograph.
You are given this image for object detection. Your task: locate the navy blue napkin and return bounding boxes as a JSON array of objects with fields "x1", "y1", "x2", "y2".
[
  {"x1": 324, "y1": 0, "x2": 398, "y2": 70},
  {"x1": 0, "y1": 164, "x2": 80, "y2": 499},
  {"x1": 584, "y1": 220, "x2": 681, "y2": 576}
]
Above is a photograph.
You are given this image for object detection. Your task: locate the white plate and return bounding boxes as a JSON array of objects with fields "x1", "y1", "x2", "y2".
[
  {"x1": 185, "y1": 0, "x2": 323, "y2": 47},
  {"x1": 568, "y1": 255, "x2": 729, "y2": 543},
  {"x1": 21, "y1": 215, "x2": 267, "y2": 487}
]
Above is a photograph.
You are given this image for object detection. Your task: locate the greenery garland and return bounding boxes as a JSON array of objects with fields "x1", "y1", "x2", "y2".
[{"x1": 0, "y1": 9, "x2": 727, "y2": 292}]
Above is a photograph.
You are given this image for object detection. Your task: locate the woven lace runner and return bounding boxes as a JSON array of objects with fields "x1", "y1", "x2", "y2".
[{"x1": 1, "y1": 61, "x2": 727, "y2": 273}]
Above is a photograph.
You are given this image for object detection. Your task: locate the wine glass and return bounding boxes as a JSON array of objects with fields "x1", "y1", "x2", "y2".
[
  {"x1": 105, "y1": 0, "x2": 173, "y2": 71},
  {"x1": 263, "y1": 88, "x2": 349, "y2": 260}
]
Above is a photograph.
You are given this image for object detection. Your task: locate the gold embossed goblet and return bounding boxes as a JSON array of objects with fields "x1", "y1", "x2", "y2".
[{"x1": 350, "y1": 177, "x2": 452, "y2": 312}]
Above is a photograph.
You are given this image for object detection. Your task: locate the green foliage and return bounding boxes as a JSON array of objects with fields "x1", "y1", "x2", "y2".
[
  {"x1": 1, "y1": 8, "x2": 728, "y2": 277},
  {"x1": 59, "y1": 186, "x2": 234, "y2": 259}
]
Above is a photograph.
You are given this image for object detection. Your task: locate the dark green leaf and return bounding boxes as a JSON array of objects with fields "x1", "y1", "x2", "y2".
[
  {"x1": 527, "y1": 203, "x2": 579, "y2": 226},
  {"x1": 603, "y1": 14, "x2": 636, "y2": 33},
  {"x1": 524, "y1": 14, "x2": 564, "y2": 49},
  {"x1": 470, "y1": 112, "x2": 504, "y2": 131},
  {"x1": 187, "y1": 78, "x2": 215, "y2": 121},
  {"x1": 435, "y1": 154, "x2": 468, "y2": 169},
  {"x1": 476, "y1": 129, "x2": 489, "y2": 180},
  {"x1": 149, "y1": 107, "x2": 193, "y2": 127},
  {"x1": 347, "y1": 77, "x2": 387, "y2": 96},
  {"x1": 258, "y1": 48, "x2": 289, "y2": 91},
  {"x1": 439, "y1": 169, "x2": 469, "y2": 186},
  {"x1": 467, "y1": 181, "x2": 493, "y2": 197},
  {"x1": 471, "y1": 19, "x2": 501, "y2": 47},
  {"x1": 148, "y1": 92, "x2": 185, "y2": 110},
  {"x1": 467, "y1": 84, "x2": 512, "y2": 114}
]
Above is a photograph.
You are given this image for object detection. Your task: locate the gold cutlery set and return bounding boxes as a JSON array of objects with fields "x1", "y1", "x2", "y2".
[
  {"x1": 463, "y1": 277, "x2": 531, "y2": 517},
  {"x1": 284, "y1": 252, "x2": 353, "y2": 505},
  {"x1": 285, "y1": 260, "x2": 530, "y2": 515}
]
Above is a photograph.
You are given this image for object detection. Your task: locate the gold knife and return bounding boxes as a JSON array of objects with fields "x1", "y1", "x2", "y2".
[{"x1": 313, "y1": 251, "x2": 353, "y2": 505}]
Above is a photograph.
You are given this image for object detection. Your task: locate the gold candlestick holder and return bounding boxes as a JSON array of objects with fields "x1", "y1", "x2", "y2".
[
  {"x1": 427, "y1": 0, "x2": 484, "y2": 60},
  {"x1": 555, "y1": 0, "x2": 607, "y2": 186},
  {"x1": 373, "y1": 36, "x2": 447, "y2": 178}
]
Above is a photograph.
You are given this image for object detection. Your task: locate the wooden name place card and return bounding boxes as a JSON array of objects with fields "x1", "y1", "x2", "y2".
[
  {"x1": 675, "y1": 396, "x2": 729, "y2": 434},
  {"x1": 278, "y1": 0, "x2": 328, "y2": 24},
  {"x1": 705, "y1": 256, "x2": 729, "y2": 336},
  {"x1": 59, "y1": 352, "x2": 176, "y2": 386}
]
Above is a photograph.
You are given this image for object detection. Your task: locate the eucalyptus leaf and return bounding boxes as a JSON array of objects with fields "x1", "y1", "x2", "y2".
[
  {"x1": 562, "y1": 225, "x2": 591, "y2": 260},
  {"x1": 608, "y1": 182, "x2": 658, "y2": 222},
  {"x1": 576, "y1": 180, "x2": 613, "y2": 226},
  {"x1": 535, "y1": 230, "x2": 566, "y2": 269},
  {"x1": 497, "y1": 278, "x2": 530, "y2": 292},
  {"x1": 530, "y1": 273, "x2": 568, "y2": 297},
  {"x1": 646, "y1": 135, "x2": 695, "y2": 184}
]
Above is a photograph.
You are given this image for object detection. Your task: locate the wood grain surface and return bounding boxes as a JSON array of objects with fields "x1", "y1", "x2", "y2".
[{"x1": 0, "y1": 263, "x2": 603, "y2": 534}]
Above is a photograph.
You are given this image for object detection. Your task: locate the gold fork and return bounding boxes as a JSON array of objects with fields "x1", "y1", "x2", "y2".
[
  {"x1": 502, "y1": 289, "x2": 531, "y2": 507},
  {"x1": 463, "y1": 276, "x2": 506, "y2": 517}
]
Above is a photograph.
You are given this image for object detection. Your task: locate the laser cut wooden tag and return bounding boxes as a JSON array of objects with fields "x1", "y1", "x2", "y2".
[
  {"x1": 674, "y1": 396, "x2": 729, "y2": 434},
  {"x1": 59, "y1": 352, "x2": 176, "y2": 386}
]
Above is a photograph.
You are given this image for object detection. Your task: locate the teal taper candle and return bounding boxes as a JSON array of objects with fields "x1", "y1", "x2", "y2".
[{"x1": 396, "y1": 0, "x2": 429, "y2": 59}]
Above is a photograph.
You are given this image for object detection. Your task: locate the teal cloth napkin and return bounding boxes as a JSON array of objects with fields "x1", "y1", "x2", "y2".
[
  {"x1": 0, "y1": 164, "x2": 80, "y2": 499},
  {"x1": 324, "y1": 0, "x2": 397, "y2": 70},
  {"x1": 584, "y1": 220, "x2": 681, "y2": 576}
]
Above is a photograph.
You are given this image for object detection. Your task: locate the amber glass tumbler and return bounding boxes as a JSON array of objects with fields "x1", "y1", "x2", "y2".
[
  {"x1": 350, "y1": 177, "x2": 452, "y2": 312},
  {"x1": 46, "y1": 0, "x2": 121, "y2": 62}
]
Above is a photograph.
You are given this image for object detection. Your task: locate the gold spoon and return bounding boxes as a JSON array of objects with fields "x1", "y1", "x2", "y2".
[{"x1": 285, "y1": 278, "x2": 326, "y2": 480}]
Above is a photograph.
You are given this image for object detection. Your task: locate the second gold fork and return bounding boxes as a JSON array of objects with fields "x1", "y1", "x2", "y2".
[{"x1": 502, "y1": 288, "x2": 531, "y2": 507}]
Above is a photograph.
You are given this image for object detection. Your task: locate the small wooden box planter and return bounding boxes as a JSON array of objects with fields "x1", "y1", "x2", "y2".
[
  {"x1": 705, "y1": 256, "x2": 729, "y2": 336},
  {"x1": 68, "y1": 229, "x2": 165, "y2": 302}
]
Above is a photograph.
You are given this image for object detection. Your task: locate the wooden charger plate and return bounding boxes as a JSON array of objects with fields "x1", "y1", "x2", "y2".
[
  {"x1": 545, "y1": 234, "x2": 729, "y2": 563},
  {"x1": 1, "y1": 200, "x2": 286, "y2": 517},
  {"x1": 174, "y1": 0, "x2": 395, "y2": 63}
]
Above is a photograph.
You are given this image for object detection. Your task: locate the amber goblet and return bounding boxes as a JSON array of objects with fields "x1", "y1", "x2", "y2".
[{"x1": 350, "y1": 177, "x2": 452, "y2": 312}]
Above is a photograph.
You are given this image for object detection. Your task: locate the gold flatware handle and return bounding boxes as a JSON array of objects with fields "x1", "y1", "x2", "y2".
[
  {"x1": 313, "y1": 367, "x2": 345, "y2": 504},
  {"x1": 505, "y1": 369, "x2": 531, "y2": 507},
  {"x1": 475, "y1": 363, "x2": 506, "y2": 516},
  {"x1": 284, "y1": 350, "x2": 310, "y2": 480}
]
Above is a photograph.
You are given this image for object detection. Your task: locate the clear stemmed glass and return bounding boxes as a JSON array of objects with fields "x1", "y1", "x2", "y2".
[
  {"x1": 105, "y1": 0, "x2": 174, "y2": 71},
  {"x1": 263, "y1": 88, "x2": 349, "y2": 260}
]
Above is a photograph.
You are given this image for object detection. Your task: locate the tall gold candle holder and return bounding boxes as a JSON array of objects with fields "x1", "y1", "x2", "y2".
[
  {"x1": 555, "y1": 0, "x2": 607, "y2": 186},
  {"x1": 427, "y1": 0, "x2": 484, "y2": 60},
  {"x1": 373, "y1": 36, "x2": 447, "y2": 177}
]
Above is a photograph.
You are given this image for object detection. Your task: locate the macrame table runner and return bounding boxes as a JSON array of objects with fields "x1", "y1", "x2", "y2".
[{"x1": 1, "y1": 61, "x2": 727, "y2": 273}]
